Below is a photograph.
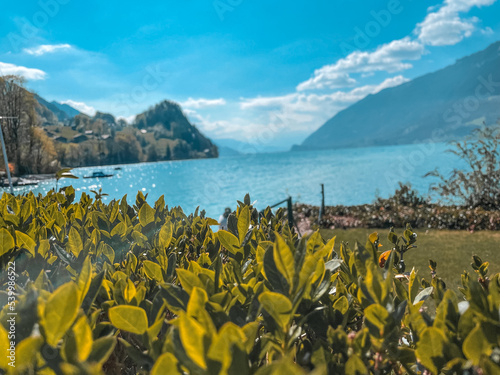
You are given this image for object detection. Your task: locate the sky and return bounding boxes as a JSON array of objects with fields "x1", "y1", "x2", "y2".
[{"x1": 1, "y1": 0, "x2": 499, "y2": 150}]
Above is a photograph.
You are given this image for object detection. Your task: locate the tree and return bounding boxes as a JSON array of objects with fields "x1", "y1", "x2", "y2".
[
  {"x1": 0, "y1": 75, "x2": 37, "y2": 175},
  {"x1": 426, "y1": 123, "x2": 500, "y2": 209},
  {"x1": 29, "y1": 127, "x2": 58, "y2": 174}
]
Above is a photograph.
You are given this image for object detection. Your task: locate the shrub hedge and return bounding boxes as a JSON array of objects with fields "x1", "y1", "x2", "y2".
[
  {"x1": 0, "y1": 188, "x2": 499, "y2": 374},
  {"x1": 295, "y1": 184, "x2": 500, "y2": 231}
]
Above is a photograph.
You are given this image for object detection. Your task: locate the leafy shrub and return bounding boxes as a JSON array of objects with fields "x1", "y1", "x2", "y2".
[
  {"x1": 426, "y1": 124, "x2": 500, "y2": 209},
  {"x1": 0, "y1": 189, "x2": 499, "y2": 374},
  {"x1": 295, "y1": 184, "x2": 500, "y2": 231}
]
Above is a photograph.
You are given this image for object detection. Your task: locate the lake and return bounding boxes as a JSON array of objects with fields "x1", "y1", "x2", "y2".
[{"x1": 8, "y1": 142, "x2": 464, "y2": 218}]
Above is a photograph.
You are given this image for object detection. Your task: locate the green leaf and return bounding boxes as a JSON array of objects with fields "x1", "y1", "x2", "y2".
[
  {"x1": 67, "y1": 227, "x2": 83, "y2": 257},
  {"x1": 0, "y1": 228, "x2": 15, "y2": 256},
  {"x1": 179, "y1": 313, "x2": 208, "y2": 370},
  {"x1": 160, "y1": 284, "x2": 190, "y2": 314},
  {"x1": 258, "y1": 292, "x2": 293, "y2": 332},
  {"x1": 63, "y1": 316, "x2": 92, "y2": 362},
  {"x1": 237, "y1": 206, "x2": 250, "y2": 244},
  {"x1": 77, "y1": 256, "x2": 92, "y2": 304},
  {"x1": 109, "y1": 305, "x2": 148, "y2": 335},
  {"x1": 0, "y1": 324, "x2": 10, "y2": 369},
  {"x1": 176, "y1": 269, "x2": 204, "y2": 295},
  {"x1": 42, "y1": 282, "x2": 80, "y2": 347},
  {"x1": 254, "y1": 360, "x2": 305, "y2": 375},
  {"x1": 159, "y1": 221, "x2": 173, "y2": 249},
  {"x1": 110, "y1": 221, "x2": 127, "y2": 237},
  {"x1": 463, "y1": 322, "x2": 497, "y2": 365},
  {"x1": 415, "y1": 327, "x2": 448, "y2": 374},
  {"x1": 88, "y1": 337, "x2": 116, "y2": 364},
  {"x1": 139, "y1": 203, "x2": 155, "y2": 227},
  {"x1": 273, "y1": 234, "x2": 295, "y2": 292},
  {"x1": 364, "y1": 304, "x2": 392, "y2": 338},
  {"x1": 409, "y1": 268, "x2": 420, "y2": 304},
  {"x1": 15, "y1": 231, "x2": 36, "y2": 256},
  {"x1": 151, "y1": 353, "x2": 180, "y2": 375},
  {"x1": 345, "y1": 354, "x2": 368, "y2": 375},
  {"x1": 143, "y1": 260, "x2": 163, "y2": 283},
  {"x1": 218, "y1": 230, "x2": 241, "y2": 256}
]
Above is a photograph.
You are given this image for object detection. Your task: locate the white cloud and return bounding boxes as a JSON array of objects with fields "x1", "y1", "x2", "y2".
[
  {"x1": 23, "y1": 44, "x2": 72, "y2": 56},
  {"x1": 216, "y1": 75, "x2": 409, "y2": 142},
  {"x1": 416, "y1": 0, "x2": 497, "y2": 46},
  {"x1": 242, "y1": 76, "x2": 409, "y2": 112},
  {"x1": 0, "y1": 62, "x2": 46, "y2": 80},
  {"x1": 61, "y1": 100, "x2": 96, "y2": 117},
  {"x1": 297, "y1": 72, "x2": 357, "y2": 91},
  {"x1": 297, "y1": 38, "x2": 423, "y2": 91},
  {"x1": 180, "y1": 97, "x2": 227, "y2": 109}
]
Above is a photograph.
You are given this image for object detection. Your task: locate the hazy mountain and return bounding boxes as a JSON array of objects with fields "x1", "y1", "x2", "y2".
[
  {"x1": 50, "y1": 101, "x2": 80, "y2": 118},
  {"x1": 293, "y1": 41, "x2": 500, "y2": 151},
  {"x1": 214, "y1": 138, "x2": 288, "y2": 154},
  {"x1": 35, "y1": 94, "x2": 70, "y2": 123}
]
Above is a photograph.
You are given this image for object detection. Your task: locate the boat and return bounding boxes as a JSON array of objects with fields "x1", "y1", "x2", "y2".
[{"x1": 83, "y1": 171, "x2": 114, "y2": 179}]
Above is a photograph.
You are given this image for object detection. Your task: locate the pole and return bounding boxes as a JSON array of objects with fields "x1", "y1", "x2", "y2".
[
  {"x1": 287, "y1": 197, "x2": 294, "y2": 228},
  {"x1": 319, "y1": 183, "x2": 325, "y2": 223},
  {"x1": 0, "y1": 117, "x2": 14, "y2": 195}
]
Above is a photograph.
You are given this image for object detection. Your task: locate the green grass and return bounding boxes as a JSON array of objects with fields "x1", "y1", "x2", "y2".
[{"x1": 320, "y1": 228, "x2": 500, "y2": 291}]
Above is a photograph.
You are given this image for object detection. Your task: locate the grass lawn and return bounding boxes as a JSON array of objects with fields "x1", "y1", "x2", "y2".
[{"x1": 320, "y1": 228, "x2": 500, "y2": 292}]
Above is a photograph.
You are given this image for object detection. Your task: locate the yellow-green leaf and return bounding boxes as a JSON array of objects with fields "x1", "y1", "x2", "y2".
[
  {"x1": 88, "y1": 337, "x2": 116, "y2": 364},
  {"x1": 67, "y1": 227, "x2": 83, "y2": 257},
  {"x1": 179, "y1": 313, "x2": 208, "y2": 370},
  {"x1": 237, "y1": 205, "x2": 250, "y2": 244},
  {"x1": 42, "y1": 282, "x2": 80, "y2": 347},
  {"x1": 273, "y1": 234, "x2": 295, "y2": 290},
  {"x1": 176, "y1": 269, "x2": 204, "y2": 294},
  {"x1": 159, "y1": 221, "x2": 173, "y2": 249},
  {"x1": 14, "y1": 336, "x2": 43, "y2": 372},
  {"x1": 139, "y1": 203, "x2": 155, "y2": 227},
  {"x1": 415, "y1": 327, "x2": 448, "y2": 374},
  {"x1": 151, "y1": 353, "x2": 180, "y2": 375},
  {"x1": 258, "y1": 291, "x2": 293, "y2": 331},
  {"x1": 109, "y1": 305, "x2": 148, "y2": 334},
  {"x1": 345, "y1": 354, "x2": 367, "y2": 375},
  {"x1": 0, "y1": 228, "x2": 15, "y2": 256},
  {"x1": 218, "y1": 230, "x2": 241, "y2": 256},
  {"x1": 0, "y1": 324, "x2": 10, "y2": 370},
  {"x1": 77, "y1": 256, "x2": 92, "y2": 304},
  {"x1": 15, "y1": 231, "x2": 36, "y2": 256},
  {"x1": 463, "y1": 322, "x2": 496, "y2": 365},
  {"x1": 143, "y1": 260, "x2": 163, "y2": 282},
  {"x1": 64, "y1": 316, "x2": 93, "y2": 363}
]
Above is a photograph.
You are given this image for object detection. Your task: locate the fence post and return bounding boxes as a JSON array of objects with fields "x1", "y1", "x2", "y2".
[
  {"x1": 319, "y1": 184, "x2": 325, "y2": 223},
  {"x1": 287, "y1": 197, "x2": 294, "y2": 228}
]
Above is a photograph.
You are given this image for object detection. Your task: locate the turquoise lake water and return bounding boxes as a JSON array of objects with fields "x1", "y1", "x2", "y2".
[{"x1": 7, "y1": 142, "x2": 464, "y2": 218}]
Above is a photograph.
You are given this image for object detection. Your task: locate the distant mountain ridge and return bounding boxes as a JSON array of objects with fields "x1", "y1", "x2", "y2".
[
  {"x1": 34, "y1": 94, "x2": 81, "y2": 123},
  {"x1": 293, "y1": 41, "x2": 500, "y2": 151}
]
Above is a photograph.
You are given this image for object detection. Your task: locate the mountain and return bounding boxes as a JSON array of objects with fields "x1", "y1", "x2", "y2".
[
  {"x1": 214, "y1": 138, "x2": 288, "y2": 154},
  {"x1": 50, "y1": 101, "x2": 80, "y2": 118},
  {"x1": 34, "y1": 95, "x2": 80, "y2": 123},
  {"x1": 134, "y1": 100, "x2": 218, "y2": 159},
  {"x1": 293, "y1": 41, "x2": 500, "y2": 151}
]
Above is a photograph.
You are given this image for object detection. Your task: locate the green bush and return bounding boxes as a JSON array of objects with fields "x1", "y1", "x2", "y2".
[{"x1": 0, "y1": 189, "x2": 499, "y2": 374}]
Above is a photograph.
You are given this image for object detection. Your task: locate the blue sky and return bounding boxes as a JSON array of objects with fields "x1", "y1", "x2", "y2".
[{"x1": 1, "y1": 0, "x2": 499, "y2": 149}]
